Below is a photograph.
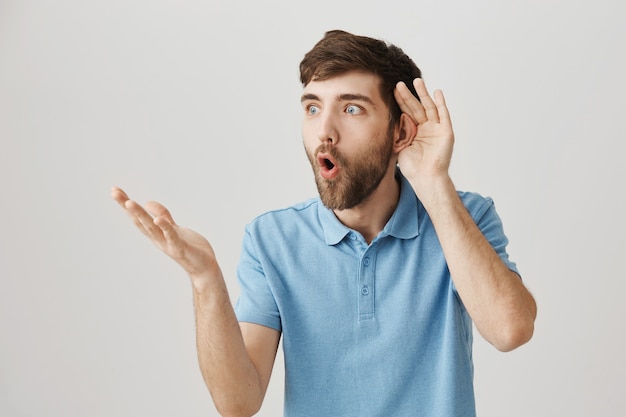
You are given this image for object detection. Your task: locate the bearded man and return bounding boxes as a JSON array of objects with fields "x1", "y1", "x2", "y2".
[{"x1": 112, "y1": 30, "x2": 537, "y2": 417}]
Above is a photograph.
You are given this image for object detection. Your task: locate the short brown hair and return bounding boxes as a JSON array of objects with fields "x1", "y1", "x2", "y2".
[{"x1": 299, "y1": 30, "x2": 422, "y2": 125}]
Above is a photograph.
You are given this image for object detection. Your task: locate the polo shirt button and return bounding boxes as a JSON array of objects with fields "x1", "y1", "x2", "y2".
[
  {"x1": 349, "y1": 233, "x2": 356, "y2": 240},
  {"x1": 361, "y1": 286, "x2": 369, "y2": 295},
  {"x1": 363, "y1": 257, "x2": 370, "y2": 266}
]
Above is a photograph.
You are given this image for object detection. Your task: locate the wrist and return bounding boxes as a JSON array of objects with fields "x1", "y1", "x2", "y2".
[
  {"x1": 189, "y1": 263, "x2": 223, "y2": 294},
  {"x1": 408, "y1": 173, "x2": 456, "y2": 208}
]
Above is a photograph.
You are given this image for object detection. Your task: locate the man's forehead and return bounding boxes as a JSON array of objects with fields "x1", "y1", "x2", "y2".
[{"x1": 302, "y1": 71, "x2": 383, "y2": 102}]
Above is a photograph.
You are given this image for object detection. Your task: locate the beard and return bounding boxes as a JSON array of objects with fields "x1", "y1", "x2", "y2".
[{"x1": 306, "y1": 131, "x2": 394, "y2": 210}]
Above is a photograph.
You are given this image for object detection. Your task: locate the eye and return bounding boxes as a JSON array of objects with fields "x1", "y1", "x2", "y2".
[
  {"x1": 307, "y1": 104, "x2": 320, "y2": 115},
  {"x1": 345, "y1": 105, "x2": 362, "y2": 115}
]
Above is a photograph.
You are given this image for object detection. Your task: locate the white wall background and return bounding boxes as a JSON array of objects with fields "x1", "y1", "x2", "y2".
[{"x1": 1, "y1": 0, "x2": 624, "y2": 416}]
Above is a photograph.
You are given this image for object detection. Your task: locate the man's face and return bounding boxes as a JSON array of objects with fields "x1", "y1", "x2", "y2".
[{"x1": 301, "y1": 72, "x2": 395, "y2": 210}]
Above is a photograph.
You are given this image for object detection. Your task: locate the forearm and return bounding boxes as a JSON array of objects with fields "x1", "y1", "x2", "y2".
[
  {"x1": 412, "y1": 175, "x2": 536, "y2": 351},
  {"x1": 191, "y1": 269, "x2": 263, "y2": 417},
  {"x1": 111, "y1": 188, "x2": 265, "y2": 415}
]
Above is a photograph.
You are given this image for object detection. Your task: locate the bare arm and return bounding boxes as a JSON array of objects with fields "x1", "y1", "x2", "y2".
[
  {"x1": 394, "y1": 80, "x2": 537, "y2": 352},
  {"x1": 410, "y1": 176, "x2": 536, "y2": 351},
  {"x1": 111, "y1": 187, "x2": 280, "y2": 416}
]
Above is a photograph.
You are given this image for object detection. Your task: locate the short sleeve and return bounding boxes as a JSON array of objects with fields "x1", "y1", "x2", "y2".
[
  {"x1": 234, "y1": 225, "x2": 282, "y2": 332},
  {"x1": 469, "y1": 195, "x2": 521, "y2": 277}
]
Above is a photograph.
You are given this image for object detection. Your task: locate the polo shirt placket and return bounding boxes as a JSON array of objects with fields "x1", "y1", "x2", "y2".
[{"x1": 357, "y1": 243, "x2": 376, "y2": 321}]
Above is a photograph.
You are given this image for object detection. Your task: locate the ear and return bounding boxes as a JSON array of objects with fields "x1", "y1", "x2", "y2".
[{"x1": 392, "y1": 113, "x2": 417, "y2": 153}]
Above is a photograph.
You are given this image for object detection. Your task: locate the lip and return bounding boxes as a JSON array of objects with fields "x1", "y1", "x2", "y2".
[{"x1": 317, "y1": 152, "x2": 340, "y2": 179}]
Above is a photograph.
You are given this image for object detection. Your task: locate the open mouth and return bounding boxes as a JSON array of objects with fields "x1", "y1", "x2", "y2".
[{"x1": 317, "y1": 153, "x2": 339, "y2": 179}]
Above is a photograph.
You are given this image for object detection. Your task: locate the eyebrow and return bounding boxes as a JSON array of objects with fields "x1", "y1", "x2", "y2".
[{"x1": 300, "y1": 93, "x2": 376, "y2": 105}]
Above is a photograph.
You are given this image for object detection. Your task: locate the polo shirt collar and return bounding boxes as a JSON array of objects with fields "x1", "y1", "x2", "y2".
[
  {"x1": 383, "y1": 172, "x2": 420, "y2": 240},
  {"x1": 318, "y1": 171, "x2": 420, "y2": 245}
]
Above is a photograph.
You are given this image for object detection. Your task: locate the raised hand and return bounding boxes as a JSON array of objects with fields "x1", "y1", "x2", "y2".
[
  {"x1": 111, "y1": 187, "x2": 219, "y2": 283},
  {"x1": 394, "y1": 78, "x2": 455, "y2": 190}
]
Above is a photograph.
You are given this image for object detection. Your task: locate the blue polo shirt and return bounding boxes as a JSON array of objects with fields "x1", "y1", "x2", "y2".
[{"x1": 235, "y1": 173, "x2": 519, "y2": 417}]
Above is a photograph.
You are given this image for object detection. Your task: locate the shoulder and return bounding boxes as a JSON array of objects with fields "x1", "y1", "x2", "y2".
[
  {"x1": 246, "y1": 197, "x2": 322, "y2": 232},
  {"x1": 457, "y1": 190, "x2": 496, "y2": 220},
  {"x1": 241, "y1": 197, "x2": 326, "y2": 257}
]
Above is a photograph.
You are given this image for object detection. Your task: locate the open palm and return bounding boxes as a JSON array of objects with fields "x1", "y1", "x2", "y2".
[
  {"x1": 394, "y1": 78, "x2": 455, "y2": 184},
  {"x1": 112, "y1": 187, "x2": 218, "y2": 280}
]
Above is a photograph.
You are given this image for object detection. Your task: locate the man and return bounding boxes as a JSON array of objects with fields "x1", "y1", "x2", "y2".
[{"x1": 112, "y1": 30, "x2": 536, "y2": 417}]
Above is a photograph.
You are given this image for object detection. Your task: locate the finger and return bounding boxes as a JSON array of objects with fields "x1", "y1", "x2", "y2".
[
  {"x1": 154, "y1": 216, "x2": 180, "y2": 245},
  {"x1": 433, "y1": 89, "x2": 452, "y2": 128},
  {"x1": 412, "y1": 78, "x2": 439, "y2": 123},
  {"x1": 394, "y1": 81, "x2": 425, "y2": 125},
  {"x1": 123, "y1": 199, "x2": 164, "y2": 240},
  {"x1": 145, "y1": 201, "x2": 177, "y2": 226},
  {"x1": 154, "y1": 217, "x2": 187, "y2": 261},
  {"x1": 112, "y1": 187, "x2": 148, "y2": 232},
  {"x1": 111, "y1": 186, "x2": 130, "y2": 208}
]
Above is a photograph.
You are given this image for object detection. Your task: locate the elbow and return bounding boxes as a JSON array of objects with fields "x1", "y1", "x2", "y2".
[
  {"x1": 493, "y1": 290, "x2": 538, "y2": 352},
  {"x1": 493, "y1": 320, "x2": 535, "y2": 352},
  {"x1": 213, "y1": 394, "x2": 262, "y2": 417},
  {"x1": 493, "y1": 307, "x2": 537, "y2": 352},
  {"x1": 215, "y1": 404, "x2": 261, "y2": 417}
]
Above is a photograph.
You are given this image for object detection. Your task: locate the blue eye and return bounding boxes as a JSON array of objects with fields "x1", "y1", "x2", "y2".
[
  {"x1": 307, "y1": 105, "x2": 320, "y2": 115},
  {"x1": 346, "y1": 105, "x2": 362, "y2": 115}
]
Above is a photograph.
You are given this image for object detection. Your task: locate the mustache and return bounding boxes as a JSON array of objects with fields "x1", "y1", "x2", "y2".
[{"x1": 315, "y1": 144, "x2": 345, "y2": 165}]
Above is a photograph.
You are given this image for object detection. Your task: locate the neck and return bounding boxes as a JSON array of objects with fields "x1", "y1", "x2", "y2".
[{"x1": 333, "y1": 165, "x2": 400, "y2": 244}]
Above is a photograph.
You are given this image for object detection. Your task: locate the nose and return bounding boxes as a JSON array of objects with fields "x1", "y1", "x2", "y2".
[{"x1": 317, "y1": 111, "x2": 339, "y2": 145}]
